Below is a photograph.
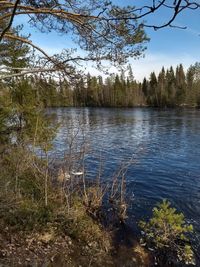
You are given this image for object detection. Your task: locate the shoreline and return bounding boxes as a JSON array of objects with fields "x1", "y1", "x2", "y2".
[
  {"x1": 45, "y1": 105, "x2": 200, "y2": 109},
  {"x1": 0, "y1": 219, "x2": 151, "y2": 267}
]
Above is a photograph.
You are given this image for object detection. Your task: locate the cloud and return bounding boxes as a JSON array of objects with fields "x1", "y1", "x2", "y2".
[
  {"x1": 128, "y1": 52, "x2": 197, "y2": 81},
  {"x1": 84, "y1": 52, "x2": 197, "y2": 82}
]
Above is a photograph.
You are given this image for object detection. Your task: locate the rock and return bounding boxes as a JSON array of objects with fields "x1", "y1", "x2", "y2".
[
  {"x1": 132, "y1": 257, "x2": 137, "y2": 262},
  {"x1": 38, "y1": 232, "x2": 54, "y2": 244}
]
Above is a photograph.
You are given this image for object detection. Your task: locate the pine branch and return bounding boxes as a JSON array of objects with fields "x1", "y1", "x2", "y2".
[{"x1": 0, "y1": 0, "x2": 21, "y2": 43}]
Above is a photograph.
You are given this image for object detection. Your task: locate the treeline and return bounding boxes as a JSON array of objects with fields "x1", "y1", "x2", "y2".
[
  {"x1": 73, "y1": 68, "x2": 145, "y2": 107},
  {"x1": 23, "y1": 63, "x2": 200, "y2": 108},
  {"x1": 142, "y1": 63, "x2": 200, "y2": 107},
  {"x1": 1, "y1": 63, "x2": 200, "y2": 107},
  {"x1": 0, "y1": 25, "x2": 200, "y2": 108},
  {"x1": 74, "y1": 63, "x2": 200, "y2": 107},
  {"x1": 1, "y1": 63, "x2": 200, "y2": 108}
]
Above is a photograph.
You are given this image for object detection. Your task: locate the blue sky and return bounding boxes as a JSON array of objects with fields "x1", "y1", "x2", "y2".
[{"x1": 14, "y1": 1, "x2": 200, "y2": 81}]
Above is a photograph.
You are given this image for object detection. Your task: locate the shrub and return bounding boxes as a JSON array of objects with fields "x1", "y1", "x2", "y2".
[
  {"x1": 139, "y1": 200, "x2": 195, "y2": 265},
  {"x1": 3, "y1": 200, "x2": 54, "y2": 231}
]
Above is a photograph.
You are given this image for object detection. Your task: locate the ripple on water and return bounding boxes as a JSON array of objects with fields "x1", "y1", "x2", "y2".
[{"x1": 48, "y1": 107, "x2": 200, "y2": 261}]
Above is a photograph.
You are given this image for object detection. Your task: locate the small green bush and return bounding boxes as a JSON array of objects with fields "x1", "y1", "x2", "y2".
[
  {"x1": 3, "y1": 201, "x2": 53, "y2": 231},
  {"x1": 139, "y1": 200, "x2": 195, "y2": 265}
]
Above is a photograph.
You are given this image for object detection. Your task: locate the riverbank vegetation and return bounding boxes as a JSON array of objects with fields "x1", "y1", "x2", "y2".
[
  {"x1": 0, "y1": 121, "x2": 151, "y2": 266},
  {"x1": 0, "y1": 67, "x2": 151, "y2": 265},
  {"x1": 140, "y1": 200, "x2": 195, "y2": 266},
  {"x1": 0, "y1": 143, "x2": 196, "y2": 266}
]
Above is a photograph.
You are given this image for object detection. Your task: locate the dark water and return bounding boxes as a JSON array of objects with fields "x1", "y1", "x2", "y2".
[{"x1": 48, "y1": 107, "x2": 200, "y2": 260}]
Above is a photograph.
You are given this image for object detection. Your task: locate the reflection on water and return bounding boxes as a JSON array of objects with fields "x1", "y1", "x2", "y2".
[{"x1": 48, "y1": 107, "x2": 200, "y2": 259}]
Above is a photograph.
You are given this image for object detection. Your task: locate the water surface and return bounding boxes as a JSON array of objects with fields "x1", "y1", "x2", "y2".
[{"x1": 48, "y1": 107, "x2": 200, "y2": 260}]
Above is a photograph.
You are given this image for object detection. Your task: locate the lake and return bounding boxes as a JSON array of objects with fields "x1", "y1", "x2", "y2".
[{"x1": 48, "y1": 107, "x2": 200, "y2": 261}]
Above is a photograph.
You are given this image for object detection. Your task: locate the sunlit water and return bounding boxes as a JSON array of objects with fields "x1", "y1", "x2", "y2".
[{"x1": 47, "y1": 107, "x2": 200, "y2": 261}]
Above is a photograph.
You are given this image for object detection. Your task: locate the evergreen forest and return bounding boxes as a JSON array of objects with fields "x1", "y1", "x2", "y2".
[{"x1": 1, "y1": 27, "x2": 200, "y2": 109}]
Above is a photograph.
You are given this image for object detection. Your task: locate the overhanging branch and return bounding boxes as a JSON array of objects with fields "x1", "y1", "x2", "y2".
[
  {"x1": 0, "y1": 0, "x2": 21, "y2": 42},
  {"x1": 0, "y1": 68, "x2": 59, "y2": 80}
]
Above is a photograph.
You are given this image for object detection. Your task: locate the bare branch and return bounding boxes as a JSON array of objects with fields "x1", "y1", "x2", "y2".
[
  {"x1": 0, "y1": 68, "x2": 58, "y2": 80},
  {"x1": 0, "y1": 0, "x2": 21, "y2": 42},
  {"x1": 3, "y1": 33, "x2": 69, "y2": 72}
]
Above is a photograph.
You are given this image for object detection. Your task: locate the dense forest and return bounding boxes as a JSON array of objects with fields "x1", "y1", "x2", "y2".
[
  {"x1": 1, "y1": 37, "x2": 200, "y2": 108},
  {"x1": 1, "y1": 63, "x2": 200, "y2": 108},
  {"x1": 74, "y1": 63, "x2": 200, "y2": 108}
]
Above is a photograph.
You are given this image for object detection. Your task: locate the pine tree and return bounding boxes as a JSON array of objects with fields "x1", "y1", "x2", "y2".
[
  {"x1": 187, "y1": 62, "x2": 200, "y2": 106},
  {"x1": 149, "y1": 72, "x2": 158, "y2": 106},
  {"x1": 157, "y1": 67, "x2": 166, "y2": 107},
  {"x1": 165, "y1": 66, "x2": 176, "y2": 107},
  {"x1": 97, "y1": 76, "x2": 104, "y2": 106},
  {"x1": 127, "y1": 64, "x2": 134, "y2": 83},
  {"x1": 104, "y1": 76, "x2": 113, "y2": 106},
  {"x1": 0, "y1": 25, "x2": 30, "y2": 74},
  {"x1": 0, "y1": 26, "x2": 55, "y2": 147},
  {"x1": 142, "y1": 77, "x2": 148, "y2": 98},
  {"x1": 175, "y1": 64, "x2": 186, "y2": 105},
  {"x1": 186, "y1": 65, "x2": 195, "y2": 105},
  {"x1": 114, "y1": 74, "x2": 123, "y2": 106}
]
